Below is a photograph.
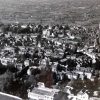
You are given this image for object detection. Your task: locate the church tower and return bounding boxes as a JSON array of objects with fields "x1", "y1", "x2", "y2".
[{"x1": 95, "y1": 26, "x2": 100, "y2": 52}]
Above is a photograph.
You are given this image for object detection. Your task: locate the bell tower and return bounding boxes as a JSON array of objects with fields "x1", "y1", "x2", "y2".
[{"x1": 95, "y1": 26, "x2": 100, "y2": 52}]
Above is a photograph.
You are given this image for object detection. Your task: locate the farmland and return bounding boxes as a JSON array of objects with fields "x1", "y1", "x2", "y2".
[{"x1": 0, "y1": 0, "x2": 100, "y2": 26}]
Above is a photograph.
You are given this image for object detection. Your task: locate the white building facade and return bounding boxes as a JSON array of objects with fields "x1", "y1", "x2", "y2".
[{"x1": 28, "y1": 82, "x2": 59, "y2": 100}]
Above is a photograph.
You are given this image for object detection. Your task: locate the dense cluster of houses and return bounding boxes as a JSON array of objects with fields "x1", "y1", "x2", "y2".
[{"x1": 0, "y1": 23, "x2": 100, "y2": 99}]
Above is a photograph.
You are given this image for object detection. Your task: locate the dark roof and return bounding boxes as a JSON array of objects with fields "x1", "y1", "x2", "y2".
[{"x1": 54, "y1": 92, "x2": 68, "y2": 100}]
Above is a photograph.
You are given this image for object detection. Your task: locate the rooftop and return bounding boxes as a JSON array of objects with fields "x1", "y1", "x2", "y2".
[
  {"x1": 31, "y1": 87, "x2": 55, "y2": 96},
  {"x1": 30, "y1": 82, "x2": 59, "y2": 97}
]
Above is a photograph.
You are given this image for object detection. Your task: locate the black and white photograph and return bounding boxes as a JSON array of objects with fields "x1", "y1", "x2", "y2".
[{"x1": 0, "y1": 0, "x2": 99, "y2": 100}]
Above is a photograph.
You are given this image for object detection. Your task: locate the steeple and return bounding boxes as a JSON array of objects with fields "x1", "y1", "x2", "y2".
[{"x1": 95, "y1": 25, "x2": 100, "y2": 52}]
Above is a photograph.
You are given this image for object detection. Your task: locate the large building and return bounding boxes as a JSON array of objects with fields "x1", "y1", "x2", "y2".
[{"x1": 28, "y1": 82, "x2": 60, "y2": 100}]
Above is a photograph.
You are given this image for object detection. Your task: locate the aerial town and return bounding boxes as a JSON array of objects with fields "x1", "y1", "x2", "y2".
[
  {"x1": 0, "y1": 0, "x2": 100, "y2": 100},
  {"x1": 0, "y1": 22, "x2": 99, "y2": 100}
]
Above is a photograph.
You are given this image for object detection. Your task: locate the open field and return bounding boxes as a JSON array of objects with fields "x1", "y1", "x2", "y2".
[{"x1": 0, "y1": 0, "x2": 100, "y2": 26}]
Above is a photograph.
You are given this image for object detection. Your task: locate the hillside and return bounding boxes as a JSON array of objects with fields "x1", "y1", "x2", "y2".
[{"x1": 0, "y1": 0, "x2": 100, "y2": 26}]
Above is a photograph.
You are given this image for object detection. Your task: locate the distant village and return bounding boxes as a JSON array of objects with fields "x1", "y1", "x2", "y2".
[{"x1": 0, "y1": 22, "x2": 99, "y2": 100}]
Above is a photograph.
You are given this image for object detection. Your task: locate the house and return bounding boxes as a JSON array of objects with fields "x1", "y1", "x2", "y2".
[
  {"x1": 68, "y1": 91, "x2": 89, "y2": 100},
  {"x1": 89, "y1": 97, "x2": 100, "y2": 100},
  {"x1": 75, "y1": 67, "x2": 93, "y2": 79},
  {"x1": 66, "y1": 71, "x2": 78, "y2": 80},
  {"x1": 28, "y1": 82, "x2": 59, "y2": 100},
  {"x1": 93, "y1": 91, "x2": 99, "y2": 97},
  {"x1": 76, "y1": 91, "x2": 89, "y2": 100},
  {"x1": 64, "y1": 85, "x2": 73, "y2": 95},
  {"x1": 84, "y1": 72, "x2": 92, "y2": 79}
]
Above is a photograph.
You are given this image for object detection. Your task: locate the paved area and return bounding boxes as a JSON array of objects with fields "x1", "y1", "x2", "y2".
[{"x1": 0, "y1": 92, "x2": 22, "y2": 100}]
